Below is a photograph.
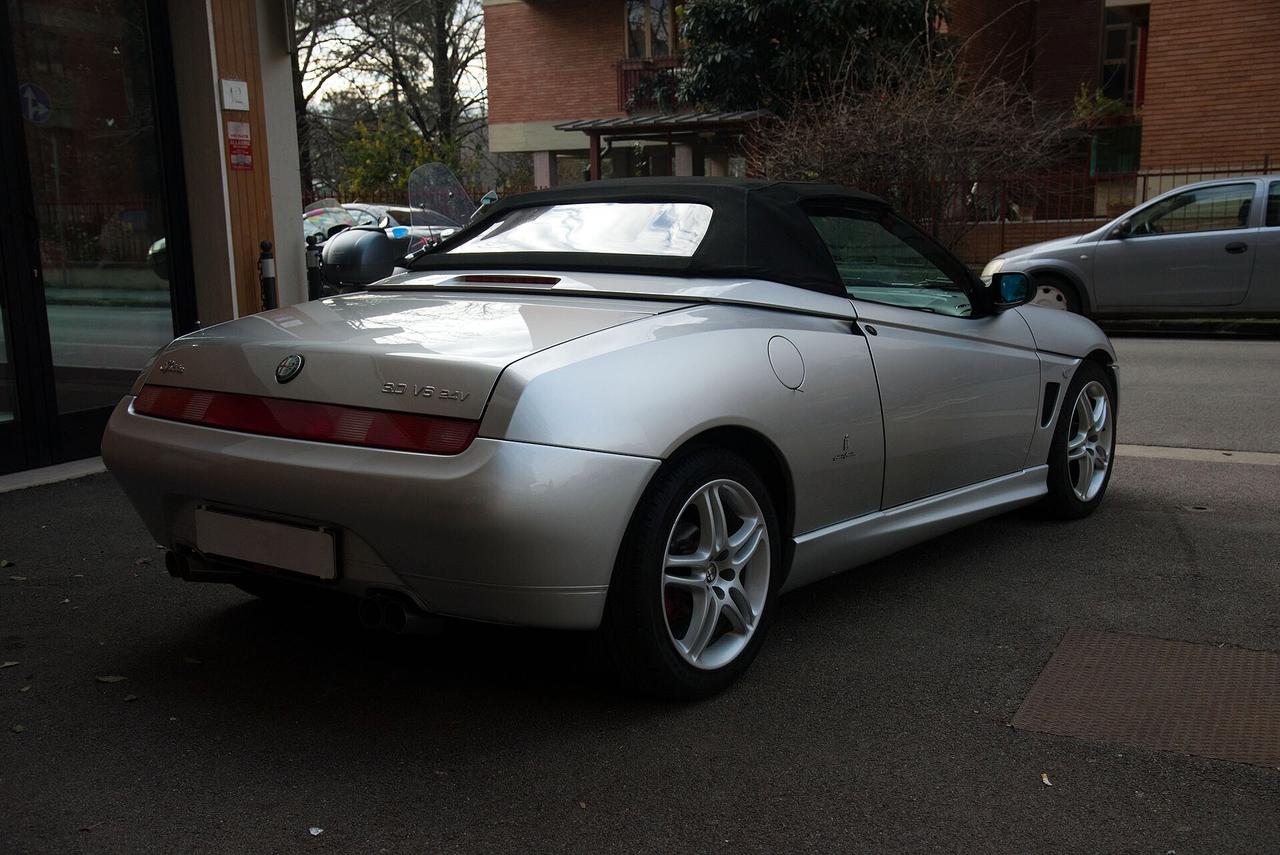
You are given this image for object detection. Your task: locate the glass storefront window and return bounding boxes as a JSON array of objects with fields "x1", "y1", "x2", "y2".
[{"x1": 7, "y1": 0, "x2": 175, "y2": 415}]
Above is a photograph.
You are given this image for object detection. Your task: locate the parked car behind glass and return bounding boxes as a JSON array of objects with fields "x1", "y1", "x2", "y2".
[{"x1": 983, "y1": 176, "x2": 1280, "y2": 317}]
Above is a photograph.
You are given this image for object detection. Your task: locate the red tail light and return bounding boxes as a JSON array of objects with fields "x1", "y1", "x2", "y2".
[{"x1": 133, "y1": 385, "x2": 478, "y2": 455}]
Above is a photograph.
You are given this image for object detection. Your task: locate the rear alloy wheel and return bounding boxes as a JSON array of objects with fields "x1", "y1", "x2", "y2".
[
  {"x1": 603, "y1": 450, "x2": 780, "y2": 699},
  {"x1": 1030, "y1": 275, "x2": 1082, "y2": 313},
  {"x1": 1041, "y1": 361, "x2": 1116, "y2": 519}
]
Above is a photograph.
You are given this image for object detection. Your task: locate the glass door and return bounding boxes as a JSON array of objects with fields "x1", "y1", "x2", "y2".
[{"x1": 6, "y1": 0, "x2": 180, "y2": 460}]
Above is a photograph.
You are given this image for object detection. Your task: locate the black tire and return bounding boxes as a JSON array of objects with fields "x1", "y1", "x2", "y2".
[
  {"x1": 602, "y1": 449, "x2": 782, "y2": 700},
  {"x1": 1031, "y1": 273, "x2": 1083, "y2": 314},
  {"x1": 1041, "y1": 360, "x2": 1117, "y2": 520}
]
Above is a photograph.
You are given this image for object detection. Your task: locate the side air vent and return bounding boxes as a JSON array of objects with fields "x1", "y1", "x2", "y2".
[{"x1": 1040, "y1": 382, "x2": 1061, "y2": 429}]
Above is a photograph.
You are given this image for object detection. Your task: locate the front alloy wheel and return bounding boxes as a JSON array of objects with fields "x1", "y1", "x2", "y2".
[
  {"x1": 1066, "y1": 381, "x2": 1113, "y2": 502},
  {"x1": 1042, "y1": 361, "x2": 1116, "y2": 519},
  {"x1": 603, "y1": 450, "x2": 780, "y2": 699}
]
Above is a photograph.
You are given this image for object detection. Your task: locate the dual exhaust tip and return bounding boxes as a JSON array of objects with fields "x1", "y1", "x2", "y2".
[{"x1": 357, "y1": 594, "x2": 438, "y2": 635}]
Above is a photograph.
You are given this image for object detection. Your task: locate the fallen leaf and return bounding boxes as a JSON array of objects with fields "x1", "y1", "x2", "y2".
[
  {"x1": 578, "y1": 801, "x2": 587, "y2": 809},
  {"x1": 12, "y1": 724, "x2": 25, "y2": 732},
  {"x1": 0, "y1": 559, "x2": 13, "y2": 568},
  {"x1": 1040, "y1": 772, "x2": 1053, "y2": 787},
  {"x1": 309, "y1": 827, "x2": 324, "y2": 836},
  {"x1": 60, "y1": 598, "x2": 70, "y2": 604},
  {"x1": 123, "y1": 694, "x2": 139, "y2": 702},
  {"x1": 72, "y1": 573, "x2": 84, "y2": 578},
  {"x1": 95, "y1": 675, "x2": 127, "y2": 684},
  {"x1": 183, "y1": 656, "x2": 203, "y2": 665},
  {"x1": 0, "y1": 661, "x2": 18, "y2": 669},
  {"x1": 134, "y1": 558, "x2": 152, "y2": 566},
  {"x1": 19, "y1": 685, "x2": 31, "y2": 693},
  {"x1": 9, "y1": 576, "x2": 26, "y2": 582}
]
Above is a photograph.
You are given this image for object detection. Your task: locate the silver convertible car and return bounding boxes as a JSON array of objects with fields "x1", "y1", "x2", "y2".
[
  {"x1": 983, "y1": 175, "x2": 1280, "y2": 316},
  {"x1": 103, "y1": 179, "x2": 1118, "y2": 698}
]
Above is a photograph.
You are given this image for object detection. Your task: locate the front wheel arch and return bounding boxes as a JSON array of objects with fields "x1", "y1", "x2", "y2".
[{"x1": 1028, "y1": 269, "x2": 1091, "y2": 315}]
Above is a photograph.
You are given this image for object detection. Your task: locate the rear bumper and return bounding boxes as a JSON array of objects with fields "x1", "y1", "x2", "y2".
[{"x1": 102, "y1": 398, "x2": 660, "y2": 629}]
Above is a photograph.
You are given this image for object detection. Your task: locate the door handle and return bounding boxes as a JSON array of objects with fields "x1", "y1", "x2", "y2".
[{"x1": 1225, "y1": 241, "x2": 1248, "y2": 254}]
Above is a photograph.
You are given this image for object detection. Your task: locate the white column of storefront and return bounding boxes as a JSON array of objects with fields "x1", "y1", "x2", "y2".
[{"x1": 166, "y1": 0, "x2": 305, "y2": 323}]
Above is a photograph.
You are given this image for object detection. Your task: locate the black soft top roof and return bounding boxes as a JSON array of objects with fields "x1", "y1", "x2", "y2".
[{"x1": 410, "y1": 177, "x2": 888, "y2": 297}]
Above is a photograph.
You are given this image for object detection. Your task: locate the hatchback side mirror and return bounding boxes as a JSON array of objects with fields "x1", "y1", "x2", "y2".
[
  {"x1": 1112, "y1": 218, "x2": 1132, "y2": 239},
  {"x1": 991, "y1": 271, "x2": 1032, "y2": 311}
]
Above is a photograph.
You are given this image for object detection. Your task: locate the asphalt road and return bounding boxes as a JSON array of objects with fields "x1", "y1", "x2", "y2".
[
  {"x1": 1112, "y1": 336, "x2": 1280, "y2": 452},
  {"x1": 2, "y1": 336, "x2": 1279, "y2": 854}
]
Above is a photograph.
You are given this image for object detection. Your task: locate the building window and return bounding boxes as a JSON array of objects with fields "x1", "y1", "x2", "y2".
[
  {"x1": 1100, "y1": 6, "x2": 1149, "y2": 107},
  {"x1": 626, "y1": 0, "x2": 675, "y2": 58}
]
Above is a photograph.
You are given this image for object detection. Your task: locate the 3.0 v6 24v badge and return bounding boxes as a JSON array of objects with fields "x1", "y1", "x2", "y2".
[{"x1": 381, "y1": 382, "x2": 470, "y2": 402}]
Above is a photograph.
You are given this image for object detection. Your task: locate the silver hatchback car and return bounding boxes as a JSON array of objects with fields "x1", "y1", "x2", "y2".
[{"x1": 983, "y1": 176, "x2": 1280, "y2": 317}]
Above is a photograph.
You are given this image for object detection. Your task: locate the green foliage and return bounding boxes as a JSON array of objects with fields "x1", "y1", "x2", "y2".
[
  {"x1": 337, "y1": 121, "x2": 448, "y2": 200},
  {"x1": 1073, "y1": 84, "x2": 1131, "y2": 125},
  {"x1": 678, "y1": 0, "x2": 949, "y2": 112}
]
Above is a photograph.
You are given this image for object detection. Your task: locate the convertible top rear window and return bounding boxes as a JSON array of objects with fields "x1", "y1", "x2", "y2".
[{"x1": 446, "y1": 202, "x2": 713, "y2": 257}]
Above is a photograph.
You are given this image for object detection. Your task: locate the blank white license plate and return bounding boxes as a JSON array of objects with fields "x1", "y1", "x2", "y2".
[{"x1": 194, "y1": 508, "x2": 337, "y2": 580}]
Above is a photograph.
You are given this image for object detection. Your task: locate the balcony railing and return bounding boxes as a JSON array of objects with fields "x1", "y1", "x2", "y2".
[{"x1": 616, "y1": 56, "x2": 682, "y2": 113}]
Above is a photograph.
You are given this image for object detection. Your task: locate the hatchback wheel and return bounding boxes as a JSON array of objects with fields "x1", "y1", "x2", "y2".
[
  {"x1": 1030, "y1": 274, "x2": 1082, "y2": 313},
  {"x1": 603, "y1": 450, "x2": 780, "y2": 699}
]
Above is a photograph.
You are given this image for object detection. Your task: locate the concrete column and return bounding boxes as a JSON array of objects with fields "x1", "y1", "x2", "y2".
[
  {"x1": 533, "y1": 151, "x2": 558, "y2": 188},
  {"x1": 256, "y1": 0, "x2": 304, "y2": 307},
  {"x1": 673, "y1": 143, "x2": 696, "y2": 177}
]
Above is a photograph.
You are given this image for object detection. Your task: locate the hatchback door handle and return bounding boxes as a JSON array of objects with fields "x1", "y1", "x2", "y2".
[{"x1": 1225, "y1": 241, "x2": 1248, "y2": 254}]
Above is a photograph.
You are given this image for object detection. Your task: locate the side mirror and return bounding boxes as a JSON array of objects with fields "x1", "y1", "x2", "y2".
[
  {"x1": 991, "y1": 271, "x2": 1032, "y2": 311},
  {"x1": 326, "y1": 223, "x2": 349, "y2": 240},
  {"x1": 1112, "y1": 218, "x2": 1132, "y2": 239},
  {"x1": 470, "y1": 190, "x2": 499, "y2": 223}
]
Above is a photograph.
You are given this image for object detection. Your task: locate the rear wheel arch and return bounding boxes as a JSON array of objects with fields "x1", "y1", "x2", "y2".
[{"x1": 643, "y1": 426, "x2": 795, "y2": 583}]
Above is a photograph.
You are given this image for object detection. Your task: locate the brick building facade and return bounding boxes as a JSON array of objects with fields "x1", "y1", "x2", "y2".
[
  {"x1": 484, "y1": 0, "x2": 752, "y2": 186},
  {"x1": 949, "y1": 0, "x2": 1278, "y2": 172},
  {"x1": 1140, "y1": 0, "x2": 1279, "y2": 168},
  {"x1": 485, "y1": 0, "x2": 1278, "y2": 185}
]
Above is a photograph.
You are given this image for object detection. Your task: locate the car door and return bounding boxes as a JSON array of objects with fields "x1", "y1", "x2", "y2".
[
  {"x1": 1093, "y1": 180, "x2": 1260, "y2": 309},
  {"x1": 808, "y1": 206, "x2": 1042, "y2": 509}
]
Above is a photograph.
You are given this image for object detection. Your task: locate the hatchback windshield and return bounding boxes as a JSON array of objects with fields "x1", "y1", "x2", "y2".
[{"x1": 447, "y1": 202, "x2": 714, "y2": 256}]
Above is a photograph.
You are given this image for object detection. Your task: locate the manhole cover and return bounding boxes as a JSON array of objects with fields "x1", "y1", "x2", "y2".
[{"x1": 1013, "y1": 628, "x2": 1280, "y2": 767}]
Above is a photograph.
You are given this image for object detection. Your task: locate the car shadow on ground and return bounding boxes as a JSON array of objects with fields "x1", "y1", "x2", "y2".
[{"x1": 102, "y1": 502, "x2": 1090, "y2": 748}]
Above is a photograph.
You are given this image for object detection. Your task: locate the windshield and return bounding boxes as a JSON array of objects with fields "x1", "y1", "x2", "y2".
[
  {"x1": 384, "y1": 206, "x2": 459, "y2": 229},
  {"x1": 447, "y1": 202, "x2": 713, "y2": 256},
  {"x1": 303, "y1": 198, "x2": 356, "y2": 239}
]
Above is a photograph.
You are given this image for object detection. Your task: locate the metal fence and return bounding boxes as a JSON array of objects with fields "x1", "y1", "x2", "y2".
[
  {"x1": 35, "y1": 200, "x2": 156, "y2": 265},
  {"x1": 882, "y1": 160, "x2": 1274, "y2": 268}
]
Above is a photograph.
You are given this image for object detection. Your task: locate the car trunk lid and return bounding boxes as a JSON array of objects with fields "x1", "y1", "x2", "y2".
[{"x1": 142, "y1": 292, "x2": 681, "y2": 421}]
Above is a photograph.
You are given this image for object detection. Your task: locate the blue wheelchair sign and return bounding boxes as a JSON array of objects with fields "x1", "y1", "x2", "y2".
[{"x1": 19, "y1": 83, "x2": 52, "y2": 124}]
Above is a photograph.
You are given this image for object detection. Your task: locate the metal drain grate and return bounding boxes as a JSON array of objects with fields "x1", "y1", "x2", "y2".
[{"x1": 1013, "y1": 628, "x2": 1280, "y2": 767}]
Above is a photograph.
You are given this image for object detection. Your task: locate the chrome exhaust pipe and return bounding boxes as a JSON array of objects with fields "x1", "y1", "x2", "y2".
[
  {"x1": 361, "y1": 594, "x2": 440, "y2": 635},
  {"x1": 356, "y1": 597, "x2": 384, "y2": 630}
]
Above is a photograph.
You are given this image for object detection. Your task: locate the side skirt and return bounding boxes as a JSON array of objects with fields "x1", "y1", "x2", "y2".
[{"x1": 782, "y1": 466, "x2": 1048, "y2": 593}]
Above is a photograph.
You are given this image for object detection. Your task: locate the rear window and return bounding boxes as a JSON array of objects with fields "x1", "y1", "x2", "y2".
[{"x1": 446, "y1": 202, "x2": 713, "y2": 257}]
